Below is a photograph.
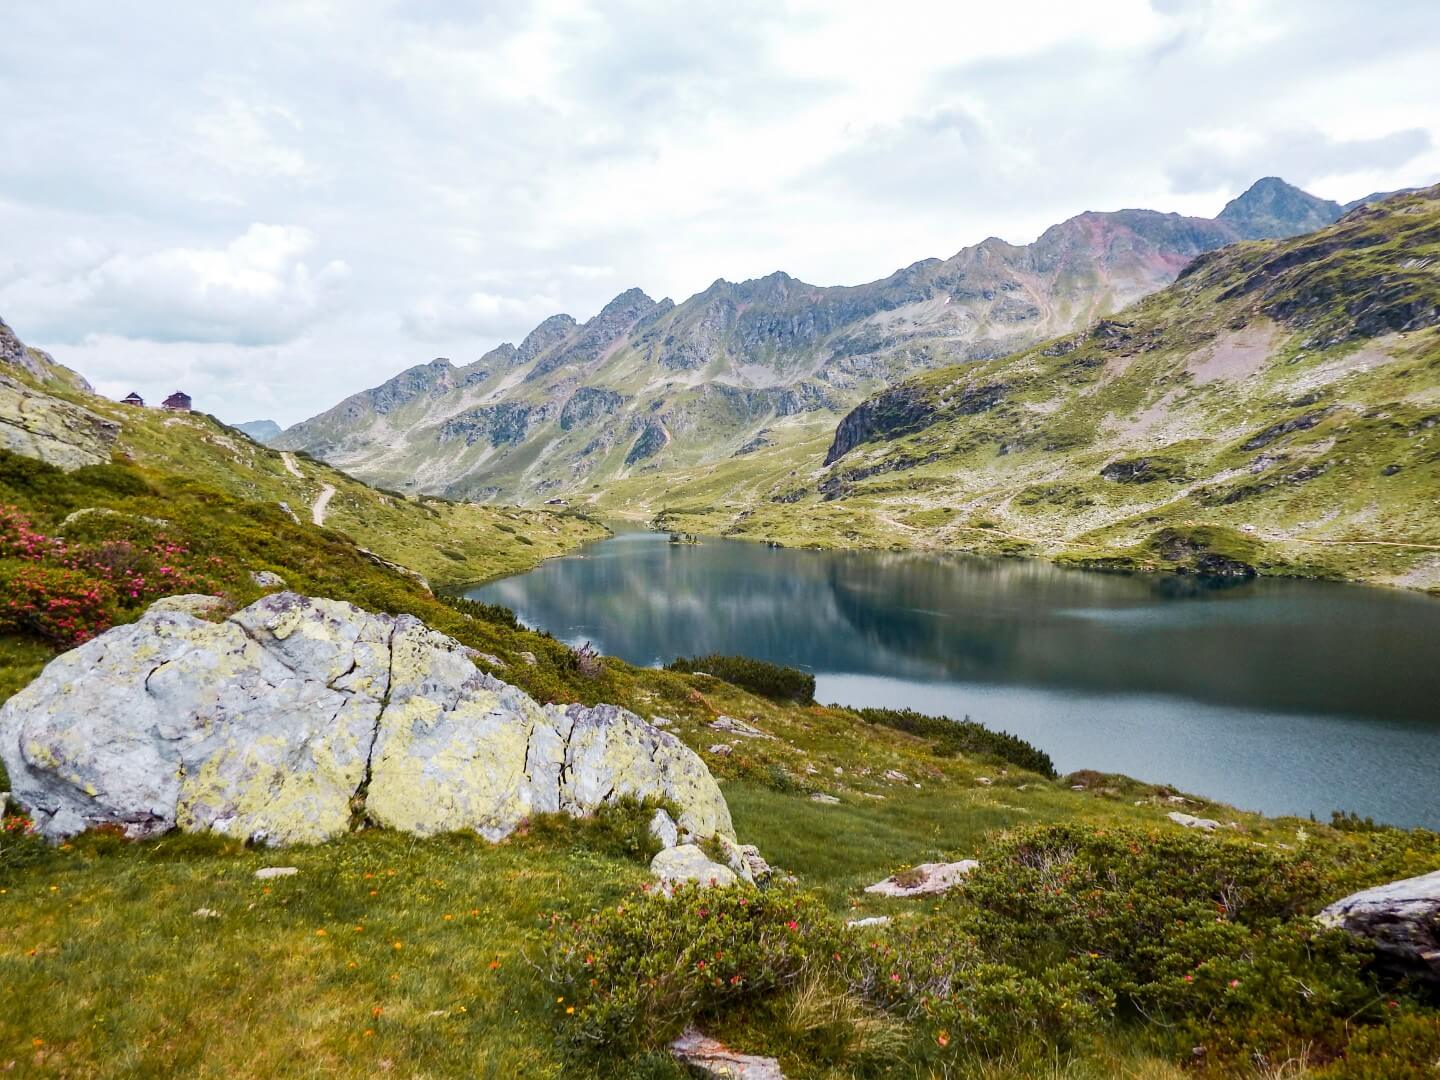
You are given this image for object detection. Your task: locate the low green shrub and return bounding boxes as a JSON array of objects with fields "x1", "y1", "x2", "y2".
[
  {"x1": 536, "y1": 883, "x2": 844, "y2": 1053},
  {"x1": 440, "y1": 594, "x2": 522, "y2": 630},
  {"x1": 666, "y1": 654, "x2": 815, "y2": 703},
  {"x1": 850, "y1": 706, "x2": 1056, "y2": 778},
  {"x1": 946, "y1": 823, "x2": 1422, "y2": 1071}
]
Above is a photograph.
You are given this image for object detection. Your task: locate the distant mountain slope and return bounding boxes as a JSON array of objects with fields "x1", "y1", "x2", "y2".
[
  {"x1": 235, "y1": 419, "x2": 282, "y2": 444},
  {"x1": 277, "y1": 177, "x2": 1343, "y2": 503},
  {"x1": 0, "y1": 319, "x2": 606, "y2": 586},
  {"x1": 1216, "y1": 175, "x2": 1342, "y2": 239},
  {"x1": 651, "y1": 185, "x2": 1440, "y2": 591}
]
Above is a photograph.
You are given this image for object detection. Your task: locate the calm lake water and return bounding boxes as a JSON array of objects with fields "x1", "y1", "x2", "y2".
[{"x1": 467, "y1": 531, "x2": 1440, "y2": 828}]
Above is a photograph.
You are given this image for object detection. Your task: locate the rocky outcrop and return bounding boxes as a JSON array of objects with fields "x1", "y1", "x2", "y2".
[
  {"x1": 1318, "y1": 870, "x2": 1440, "y2": 984},
  {"x1": 864, "y1": 860, "x2": 979, "y2": 897},
  {"x1": 824, "y1": 384, "x2": 936, "y2": 465},
  {"x1": 0, "y1": 372, "x2": 119, "y2": 470},
  {"x1": 558, "y1": 387, "x2": 624, "y2": 430},
  {"x1": 0, "y1": 593, "x2": 733, "y2": 845}
]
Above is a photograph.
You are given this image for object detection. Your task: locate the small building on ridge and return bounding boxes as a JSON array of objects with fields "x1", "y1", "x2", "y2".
[
  {"x1": 161, "y1": 391, "x2": 192, "y2": 412},
  {"x1": 121, "y1": 391, "x2": 145, "y2": 407}
]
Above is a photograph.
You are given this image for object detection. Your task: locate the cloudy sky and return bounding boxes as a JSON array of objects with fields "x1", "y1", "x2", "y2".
[{"x1": 2, "y1": 0, "x2": 1437, "y2": 426}]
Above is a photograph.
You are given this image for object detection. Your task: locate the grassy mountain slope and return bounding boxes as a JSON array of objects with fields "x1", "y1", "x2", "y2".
[
  {"x1": 277, "y1": 179, "x2": 1344, "y2": 506},
  {"x1": 0, "y1": 320, "x2": 607, "y2": 589},
  {"x1": 644, "y1": 186, "x2": 1440, "y2": 592}
]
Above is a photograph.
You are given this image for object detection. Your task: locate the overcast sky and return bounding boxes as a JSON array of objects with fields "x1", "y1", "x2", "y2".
[{"x1": 2, "y1": 0, "x2": 1437, "y2": 426}]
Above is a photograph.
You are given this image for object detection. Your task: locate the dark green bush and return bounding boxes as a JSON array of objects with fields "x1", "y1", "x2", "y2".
[
  {"x1": 537, "y1": 883, "x2": 844, "y2": 1053},
  {"x1": 946, "y1": 823, "x2": 1416, "y2": 1070},
  {"x1": 666, "y1": 654, "x2": 815, "y2": 703},
  {"x1": 440, "y1": 594, "x2": 521, "y2": 630},
  {"x1": 850, "y1": 706, "x2": 1056, "y2": 778}
]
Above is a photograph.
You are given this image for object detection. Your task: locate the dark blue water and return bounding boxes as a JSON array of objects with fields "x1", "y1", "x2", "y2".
[{"x1": 468, "y1": 531, "x2": 1440, "y2": 827}]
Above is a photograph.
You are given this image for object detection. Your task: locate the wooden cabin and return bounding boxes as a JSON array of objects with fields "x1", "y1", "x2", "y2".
[
  {"x1": 161, "y1": 391, "x2": 192, "y2": 412},
  {"x1": 120, "y1": 391, "x2": 145, "y2": 407}
]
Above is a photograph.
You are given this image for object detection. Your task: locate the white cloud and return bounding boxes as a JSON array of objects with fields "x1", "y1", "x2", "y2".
[
  {"x1": 0, "y1": 225, "x2": 349, "y2": 345},
  {"x1": 0, "y1": 0, "x2": 1435, "y2": 426},
  {"x1": 402, "y1": 289, "x2": 561, "y2": 342}
]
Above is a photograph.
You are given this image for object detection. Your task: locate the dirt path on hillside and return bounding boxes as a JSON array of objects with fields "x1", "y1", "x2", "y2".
[
  {"x1": 280, "y1": 452, "x2": 304, "y2": 479},
  {"x1": 312, "y1": 484, "x2": 336, "y2": 526}
]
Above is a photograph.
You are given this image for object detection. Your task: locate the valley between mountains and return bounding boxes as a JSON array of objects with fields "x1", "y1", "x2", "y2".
[{"x1": 274, "y1": 178, "x2": 1440, "y2": 593}]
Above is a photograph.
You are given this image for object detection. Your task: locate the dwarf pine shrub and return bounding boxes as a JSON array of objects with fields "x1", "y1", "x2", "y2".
[{"x1": 665, "y1": 653, "x2": 815, "y2": 703}]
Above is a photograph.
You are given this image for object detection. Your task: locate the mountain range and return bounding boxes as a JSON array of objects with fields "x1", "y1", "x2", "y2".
[
  {"x1": 275, "y1": 177, "x2": 1355, "y2": 503},
  {"x1": 651, "y1": 184, "x2": 1440, "y2": 591}
]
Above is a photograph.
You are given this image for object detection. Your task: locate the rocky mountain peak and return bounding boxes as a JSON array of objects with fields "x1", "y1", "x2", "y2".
[{"x1": 1217, "y1": 176, "x2": 1343, "y2": 240}]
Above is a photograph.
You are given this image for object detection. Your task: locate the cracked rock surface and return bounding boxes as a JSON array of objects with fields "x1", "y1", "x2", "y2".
[{"x1": 0, "y1": 593, "x2": 734, "y2": 846}]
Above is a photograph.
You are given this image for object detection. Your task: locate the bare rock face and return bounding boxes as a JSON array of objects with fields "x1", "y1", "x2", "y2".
[
  {"x1": 0, "y1": 593, "x2": 733, "y2": 846},
  {"x1": 1317, "y1": 870, "x2": 1440, "y2": 984},
  {"x1": 864, "y1": 860, "x2": 979, "y2": 898}
]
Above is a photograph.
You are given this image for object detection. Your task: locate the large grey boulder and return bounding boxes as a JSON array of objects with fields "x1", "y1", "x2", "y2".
[
  {"x1": 1318, "y1": 870, "x2": 1440, "y2": 984},
  {"x1": 0, "y1": 593, "x2": 734, "y2": 846}
]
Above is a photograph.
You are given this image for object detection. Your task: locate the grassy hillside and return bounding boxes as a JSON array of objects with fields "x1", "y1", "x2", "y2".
[
  {"x1": 642, "y1": 186, "x2": 1440, "y2": 593},
  {"x1": 2, "y1": 446, "x2": 1440, "y2": 1076},
  {"x1": 0, "y1": 322, "x2": 607, "y2": 590}
]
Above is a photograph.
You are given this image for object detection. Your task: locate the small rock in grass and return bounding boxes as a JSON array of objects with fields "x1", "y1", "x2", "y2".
[
  {"x1": 649, "y1": 714, "x2": 674, "y2": 728},
  {"x1": 882, "y1": 769, "x2": 910, "y2": 783},
  {"x1": 670, "y1": 1028, "x2": 785, "y2": 1079},
  {"x1": 846, "y1": 916, "x2": 891, "y2": 929},
  {"x1": 1071, "y1": 784, "x2": 1087, "y2": 791},
  {"x1": 648, "y1": 808, "x2": 679, "y2": 850},
  {"x1": 1168, "y1": 811, "x2": 1221, "y2": 831},
  {"x1": 254, "y1": 866, "x2": 299, "y2": 880},
  {"x1": 650, "y1": 844, "x2": 738, "y2": 891},
  {"x1": 718, "y1": 836, "x2": 772, "y2": 884},
  {"x1": 249, "y1": 570, "x2": 286, "y2": 589},
  {"x1": 193, "y1": 907, "x2": 222, "y2": 919},
  {"x1": 518, "y1": 651, "x2": 537, "y2": 666},
  {"x1": 810, "y1": 793, "x2": 840, "y2": 805},
  {"x1": 709, "y1": 715, "x2": 774, "y2": 740},
  {"x1": 708, "y1": 743, "x2": 733, "y2": 756},
  {"x1": 865, "y1": 860, "x2": 979, "y2": 898},
  {"x1": 976, "y1": 776, "x2": 993, "y2": 786}
]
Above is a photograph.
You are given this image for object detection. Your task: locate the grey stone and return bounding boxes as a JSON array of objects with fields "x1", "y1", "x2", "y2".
[
  {"x1": 709, "y1": 715, "x2": 774, "y2": 740},
  {"x1": 651, "y1": 844, "x2": 739, "y2": 890},
  {"x1": 670, "y1": 1029, "x2": 784, "y2": 1079},
  {"x1": 1168, "y1": 811, "x2": 1221, "y2": 831},
  {"x1": 254, "y1": 867, "x2": 298, "y2": 880},
  {"x1": 865, "y1": 860, "x2": 979, "y2": 898},
  {"x1": 810, "y1": 793, "x2": 840, "y2": 805},
  {"x1": 1, "y1": 593, "x2": 733, "y2": 847},
  {"x1": 1318, "y1": 870, "x2": 1440, "y2": 983},
  {"x1": 718, "y1": 835, "x2": 772, "y2": 884},
  {"x1": 249, "y1": 570, "x2": 287, "y2": 588},
  {"x1": 649, "y1": 808, "x2": 679, "y2": 850}
]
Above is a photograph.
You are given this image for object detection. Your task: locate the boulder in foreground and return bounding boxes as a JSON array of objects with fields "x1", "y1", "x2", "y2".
[
  {"x1": 1318, "y1": 869, "x2": 1440, "y2": 984},
  {"x1": 0, "y1": 593, "x2": 733, "y2": 846}
]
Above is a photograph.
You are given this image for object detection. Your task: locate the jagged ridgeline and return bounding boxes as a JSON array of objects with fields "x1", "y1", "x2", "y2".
[
  {"x1": 661, "y1": 185, "x2": 1440, "y2": 590},
  {"x1": 274, "y1": 178, "x2": 1354, "y2": 505}
]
